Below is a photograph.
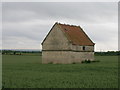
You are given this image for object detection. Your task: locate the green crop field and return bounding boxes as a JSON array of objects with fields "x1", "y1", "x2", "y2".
[{"x1": 2, "y1": 55, "x2": 118, "y2": 88}]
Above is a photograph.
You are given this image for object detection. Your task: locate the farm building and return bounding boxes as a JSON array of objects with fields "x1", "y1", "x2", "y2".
[{"x1": 41, "y1": 22, "x2": 95, "y2": 64}]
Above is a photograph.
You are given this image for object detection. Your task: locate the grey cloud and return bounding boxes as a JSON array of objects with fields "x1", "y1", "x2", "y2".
[
  {"x1": 3, "y1": 2, "x2": 117, "y2": 23},
  {"x1": 3, "y1": 22, "x2": 51, "y2": 41},
  {"x1": 2, "y1": 2, "x2": 118, "y2": 51}
]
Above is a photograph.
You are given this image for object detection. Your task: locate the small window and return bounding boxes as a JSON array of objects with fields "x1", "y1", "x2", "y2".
[
  {"x1": 64, "y1": 28, "x2": 68, "y2": 31},
  {"x1": 83, "y1": 46, "x2": 85, "y2": 50}
]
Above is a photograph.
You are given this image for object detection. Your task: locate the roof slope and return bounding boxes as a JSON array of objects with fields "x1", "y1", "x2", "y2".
[{"x1": 58, "y1": 23, "x2": 95, "y2": 46}]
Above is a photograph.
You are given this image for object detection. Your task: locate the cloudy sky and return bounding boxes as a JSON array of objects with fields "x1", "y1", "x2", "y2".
[{"x1": 2, "y1": 2, "x2": 118, "y2": 51}]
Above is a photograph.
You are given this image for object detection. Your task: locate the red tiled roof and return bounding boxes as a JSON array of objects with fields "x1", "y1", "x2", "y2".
[{"x1": 58, "y1": 23, "x2": 95, "y2": 46}]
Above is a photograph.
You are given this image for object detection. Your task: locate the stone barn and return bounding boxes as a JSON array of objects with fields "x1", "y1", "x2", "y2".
[{"x1": 41, "y1": 22, "x2": 95, "y2": 64}]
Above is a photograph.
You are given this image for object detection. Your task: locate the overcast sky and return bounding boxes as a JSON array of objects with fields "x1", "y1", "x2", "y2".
[{"x1": 2, "y1": 2, "x2": 118, "y2": 51}]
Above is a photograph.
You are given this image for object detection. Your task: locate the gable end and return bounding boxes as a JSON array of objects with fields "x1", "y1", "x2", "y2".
[{"x1": 41, "y1": 22, "x2": 58, "y2": 45}]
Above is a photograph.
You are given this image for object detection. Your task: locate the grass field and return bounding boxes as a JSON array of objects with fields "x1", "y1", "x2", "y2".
[{"x1": 2, "y1": 55, "x2": 118, "y2": 88}]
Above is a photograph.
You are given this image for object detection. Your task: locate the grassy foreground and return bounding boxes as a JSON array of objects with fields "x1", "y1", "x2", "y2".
[{"x1": 2, "y1": 55, "x2": 118, "y2": 88}]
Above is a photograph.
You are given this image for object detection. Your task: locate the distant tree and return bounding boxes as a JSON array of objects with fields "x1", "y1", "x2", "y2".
[
  {"x1": 13, "y1": 51, "x2": 16, "y2": 55},
  {"x1": 95, "y1": 51, "x2": 120, "y2": 56}
]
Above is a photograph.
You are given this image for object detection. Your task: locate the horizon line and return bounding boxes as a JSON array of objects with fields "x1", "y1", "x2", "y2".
[{"x1": 0, "y1": 48, "x2": 119, "y2": 52}]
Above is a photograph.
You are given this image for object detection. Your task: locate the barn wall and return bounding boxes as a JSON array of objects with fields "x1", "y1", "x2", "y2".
[
  {"x1": 85, "y1": 46, "x2": 94, "y2": 51},
  {"x1": 42, "y1": 51, "x2": 72, "y2": 64},
  {"x1": 71, "y1": 52, "x2": 94, "y2": 62},
  {"x1": 71, "y1": 45, "x2": 94, "y2": 51},
  {"x1": 42, "y1": 51, "x2": 94, "y2": 64},
  {"x1": 42, "y1": 24, "x2": 71, "y2": 51}
]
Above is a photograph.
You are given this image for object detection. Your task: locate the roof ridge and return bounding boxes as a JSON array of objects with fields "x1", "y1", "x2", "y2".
[{"x1": 57, "y1": 22, "x2": 80, "y2": 27}]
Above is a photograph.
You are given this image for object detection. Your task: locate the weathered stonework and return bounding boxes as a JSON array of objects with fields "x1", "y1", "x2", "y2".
[{"x1": 42, "y1": 51, "x2": 94, "y2": 64}]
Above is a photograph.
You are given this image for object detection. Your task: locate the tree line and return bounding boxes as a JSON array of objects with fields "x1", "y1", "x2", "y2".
[
  {"x1": 1, "y1": 50, "x2": 42, "y2": 55},
  {"x1": 95, "y1": 51, "x2": 120, "y2": 56},
  {"x1": 1, "y1": 50, "x2": 120, "y2": 56}
]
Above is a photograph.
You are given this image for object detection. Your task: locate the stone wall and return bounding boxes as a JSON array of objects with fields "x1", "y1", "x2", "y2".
[
  {"x1": 71, "y1": 51, "x2": 94, "y2": 62},
  {"x1": 71, "y1": 45, "x2": 94, "y2": 51},
  {"x1": 42, "y1": 51, "x2": 94, "y2": 64},
  {"x1": 42, "y1": 24, "x2": 71, "y2": 51}
]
